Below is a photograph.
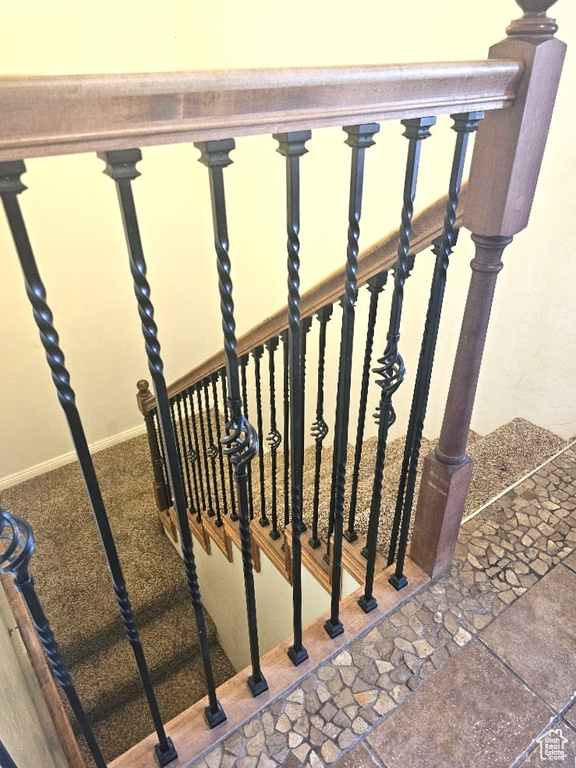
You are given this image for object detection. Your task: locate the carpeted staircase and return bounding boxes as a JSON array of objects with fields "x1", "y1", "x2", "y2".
[{"x1": 0, "y1": 417, "x2": 566, "y2": 762}]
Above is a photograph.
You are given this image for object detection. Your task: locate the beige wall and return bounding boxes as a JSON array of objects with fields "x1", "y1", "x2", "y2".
[{"x1": 0, "y1": 0, "x2": 574, "y2": 486}]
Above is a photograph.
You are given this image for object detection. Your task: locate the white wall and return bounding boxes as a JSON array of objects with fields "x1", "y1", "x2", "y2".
[{"x1": 0, "y1": 0, "x2": 574, "y2": 485}]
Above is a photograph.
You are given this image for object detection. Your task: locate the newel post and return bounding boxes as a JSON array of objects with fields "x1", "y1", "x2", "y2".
[
  {"x1": 137, "y1": 379, "x2": 171, "y2": 514},
  {"x1": 410, "y1": 0, "x2": 566, "y2": 579}
]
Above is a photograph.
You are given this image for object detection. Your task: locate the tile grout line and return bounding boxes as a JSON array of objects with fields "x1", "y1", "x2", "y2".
[{"x1": 462, "y1": 436, "x2": 576, "y2": 526}]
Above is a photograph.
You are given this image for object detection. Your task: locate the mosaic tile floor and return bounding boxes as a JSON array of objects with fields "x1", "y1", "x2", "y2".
[{"x1": 190, "y1": 442, "x2": 576, "y2": 768}]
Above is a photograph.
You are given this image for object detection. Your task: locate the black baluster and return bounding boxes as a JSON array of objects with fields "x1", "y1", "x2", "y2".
[
  {"x1": 239, "y1": 354, "x2": 255, "y2": 521},
  {"x1": 186, "y1": 386, "x2": 207, "y2": 518},
  {"x1": 265, "y1": 337, "x2": 282, "y2": 540},
  {"x1": 309, "y1": 304, "x2": 332, "y2": 549},
  {"x1": 152, "y1": 406, "x2": 171, "y2": 508},
  {"x1": 220, "y1": 370, "x2": 237, "y2": 519},
  {"x1": 182, "y1": 389, "x2": 203, "y2": 523},
  {"x1": 282, "y1": 329, "x2": 290, "y2": 527},
  {"x1": 196, "y1": 382, "x2": 216, "y2": 517},
  {"x1": 211, "y1": 372, "x2": 229, "y2": 518},
  {"x1": 172, "y1": 398, "x2": 192, "y2": 512},
  {"x1": 389, "y1": 112, "x2": 483, "y2": 581},
  {"x1": 203, "y1": 378, "x2": 223, "y2": 525},
  {"x1": 345, "y1": 271, "x2": 388, "y2": 543},
  {"x1": 324, "y1": 124, "x2": 380, "y2": 637},
  {"x1": 0, "y1": 739, "x2": 19, "y2": 768},
  {"x1": 195, "y1": 139, "x2": 268, "y2": 697},
  {"x1": 357, "y1": 117, "x2": 435, "y2": 613},
  {"x1": 0, "y1": 508, "x2": 108, "y2": 768},
  {"x1": 175, "y1": 394, "x2": 196, "y2": 517},
  {"x1": 252, "y1": 345, "x2": 269, "y2": 527},
  {"x1": 1, "y1": 159, "x2": 180, "y2": 760},
  {"x1": 100, "y1": 149, "x2": 225, "y2": 727},
  {"x1": 274, "y1": 130, "x2": 312, "y2": 665}
]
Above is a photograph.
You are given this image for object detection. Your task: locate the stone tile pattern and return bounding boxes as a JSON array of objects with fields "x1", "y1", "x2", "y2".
[{"x1": 191, "y1": 447, "x2": 576, "y2": 768}]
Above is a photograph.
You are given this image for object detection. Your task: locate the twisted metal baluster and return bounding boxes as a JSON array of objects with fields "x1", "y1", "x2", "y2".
[
  {"x1": 389, "y1": 112, "x2": 483, "y2": 580},
  {"x1": 100, "y1": 149, "x2": 225, "y2": 727},
  {"x1": 195, "y1": 139, "x2": 268, "y2": 697},
  {"x1": 220, "y1": 370, "x2": 237, "y2": 519},
  {"x1": 265, "y1": 337, "x2": 282, "y2": 539},
  {"x1": 281, "y1": 330, "x2": 290, "y2": 527},
  {"x1": 175, "y1": 394, "x2": 196, "y2": 517},
  {"x1": 0, "y1": 507, "x2": 108, "y2": 768},
  {"x1": 171, "y1": 397, "x2": 192, "y2": 512},
  {"x1": 356, "y1": 118, "x2": 435, "y2": 613},
  {"x1": 182, "y1": 388, "x2": 203, "y2": 523},
  {"x1": 196, "y1": 382, "x2": 216, "y2": 517},
  {"x1": 345, "y1": 271, "x2": 388, "y2": 543},
  {"x1": 211, "y1": 372, "x2": 229, "y2": 518},
  {"x1": 252, "y1": 345, "x2": 269, "y2": 527},
  {"x1": 309, "y1": 304, "x2": 333, "y2": 549},
  {"x1": 1, "y1": 158, "x2": 180, "y2": 760},
  {"x1": 187, "y1": 386, "x2": 207, "y2": 518},
  {"x1": 274, "y1": 130, "x2": 312, "y2": 665},
  {"x1": 323, "y1": 124, "x2": 380, "y2": 637},
  {"x1": 203, "y1": 378, "x2": 222, "y2": 524},
  {"x1": 239, "y1": 354, "x2": 255, "y2": 521}
]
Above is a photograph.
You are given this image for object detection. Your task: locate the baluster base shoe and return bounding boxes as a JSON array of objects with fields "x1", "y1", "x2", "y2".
[
  {"x1": 308, "y1": 536, "x2": 321, "y2": 549},
  {"x1": 358, "y1": 595, "x2": 378, "y2": 614},
  {"x1": 204, "y1": 702, "x2": 227, "y2": 729},
  {"x1": 343, "y1": 529, "x2": 358, "y2": 543},
  {"x1": 259, "y1": 517, "x2": 270, "y2": 527},
  {"x1": 155, "y1": 737, "x2": 178, "y2": 767},
  {"x1": 287, "y1": 644, "x2": 310, "y2": 666},
  {"x1": 388, "y1": 573, "x2": 408, "y2": 591},
  {"x1": 248, "y1": 674, "x2": 269, "y2": 697},
  {"x1": 269, "y1": 529, "x2": 281, "y2": 541},
  {"x1": 324, "y1": 619, "x2": 344, "y2": 639}
]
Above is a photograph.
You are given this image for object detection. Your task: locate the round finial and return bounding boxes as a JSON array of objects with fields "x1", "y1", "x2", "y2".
[
  {"x1": 137, "y1": 379, "x2": 150, "y2": 396},
  {"x1": 507, "y1": 0, "x2": 558, "y2": 38}
]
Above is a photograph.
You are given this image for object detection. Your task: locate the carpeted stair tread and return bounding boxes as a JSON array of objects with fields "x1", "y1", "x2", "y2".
[{"x1": 69, "y1": 596, "x2": 221, "y2": 723}]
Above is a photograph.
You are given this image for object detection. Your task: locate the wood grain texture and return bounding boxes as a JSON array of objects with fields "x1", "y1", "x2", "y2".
[
  {"x1": 110, "y1": 557, "x2": 429, "y2": 768},
  {"x1": 0, "y1": 574, "x2": 87, "y2": 768},
  {"x1": 0, "y1": 62, "x2": 521, "y2": 161},
  {"x1": 137, "y1": 186, "x2": 468, "y2": 414}
]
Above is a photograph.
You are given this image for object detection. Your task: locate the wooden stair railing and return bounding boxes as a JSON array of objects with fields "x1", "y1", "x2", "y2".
[{"x1": 0, "y1": 2, "x2": 566, "y2": 766}]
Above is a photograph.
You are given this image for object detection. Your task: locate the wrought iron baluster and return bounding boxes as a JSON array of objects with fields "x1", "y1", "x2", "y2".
[
  {"x1": 171, "y1": 398, "x2": 191, "y2": 512},
  {"x1": 274, "y1": 130, "x2": 312, "y2": 665},
  {"x1": 252, "y1": 345, "x2": 269, "y2": 527},
  {"x1": 265, "y1": 337, "x2": 282, "y2": 539},
  {"x1": 345, "y1": 271, "x2": 388, "y2": 543},
  {"x1": 309, "y1": 304, "x2": 332, "y2": 549},
  {"x1": 186, "y1": 386, "x2": 207, "y2": 518},
  {"x1": 282, "y1": 329, "x2": 290, "y2": 527},
  {"x1": 0, "y1": 507, "x2": 108, "y2": 768},
  {"x1": 211, "y1": 372, "x2": 229, "y2": 518},
  {"x1": 389, "y1": 112, "x2": 483, "y2": 583},
  {"x1": 239, "y1": 354, "x2": 255, "y2": 521},
  {"x1": 323, "y1": 123, "x2": 380, "y2": 637},
  {"x1": 357, "y1": 117, "x2": 435, "y2": 613},
  {"x1": 100, "y1": 149, "x2": 225, "y2": 727},
  {"x1": 195, "y1": 138, "x2": 268, "y2": 697},
  {"x1": 220, "y1": 370, "x2": 237, "y2": 519},
  {"x1": 0, "y1": 738, "x2": 19, "y2": 768},
  {"x1": 203, "y1": 378, "x2": 222, "y2": 525},
  {"x1": 196, "y1": 382, "x2": 216, "y2": 517},
  {"x1": 182, "y1": 388, "x2": 203, "y2": 523},
  {"x1": 1, "y1": 158, "x2": 180, "y2": 759},
  {"x1": 175, "y1": 394, "x2": 196, "y2": 517},
  {"x1": 153, "y1": 408, "x2": 170, "y2": 501}
]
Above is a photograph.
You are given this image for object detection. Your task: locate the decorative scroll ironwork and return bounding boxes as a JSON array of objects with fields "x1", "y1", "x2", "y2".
[
  {"x1": 358, "y1": 117, "x2": 435, "y2": 612},
  {"x1": 309, "y1": 304, "x2": 333, "y2": 549},
  {"x1": 195, "y1": 138, "x2": 268, "y2": 697},
  {"x1": 388, "y1": 111, "x2": 483, "y2": 585},
  {"x1": 0, "y1": 506, "x2": 111, "y2": 768},
  {"x1": 324, "y1": 123, "x2": 380, "y2": 638},
  {"x1": 100, "y1": 149, "x2": 225, "y2": 727},
  {"x1": 345, "y1": 270, "x2": 388, "y2": 543},
  {"x1": 274, "y1": 129, "x2": 312, "y2": 666},
  {"x1": 1, "y1": 158, "x2": 181, "y2": 758},
  {"x1": 265, "y1": 337, "x2": 282, "y2": 539}
]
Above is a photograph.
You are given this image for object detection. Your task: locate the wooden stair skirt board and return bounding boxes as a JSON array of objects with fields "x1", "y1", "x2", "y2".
[
  {"x1": 158, "y1": 505, "x2": 383, "y2": 593},
  {"x1": 110, "y1": 557, "x2": 430, "y2": 768}
]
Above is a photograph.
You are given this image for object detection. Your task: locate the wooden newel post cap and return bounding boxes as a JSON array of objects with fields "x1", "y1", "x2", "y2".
[
  {"x1": 137, "y1": 379, "x2": 150, "y2": 397},
  {"x1": 508, "y1": 0, "x2": 558, "y2": 38}
]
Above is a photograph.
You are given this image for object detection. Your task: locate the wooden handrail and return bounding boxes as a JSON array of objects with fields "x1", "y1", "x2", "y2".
[
  {"x1": 0, "y1": 62, "x2": 522, "y2": 161},
  {"x1": 140, "y1": 185, "x2": 467, "y2": 414}
]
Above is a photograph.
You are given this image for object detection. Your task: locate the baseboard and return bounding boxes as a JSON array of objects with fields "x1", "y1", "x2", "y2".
[{"x1": 0, "y1": 423, "x2": 147, "y2": 491}]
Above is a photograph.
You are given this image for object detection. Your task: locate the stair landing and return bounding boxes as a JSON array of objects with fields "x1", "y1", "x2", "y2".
[{"x1": 178, "y1": 440, "x2": 576, "y2": 768}]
